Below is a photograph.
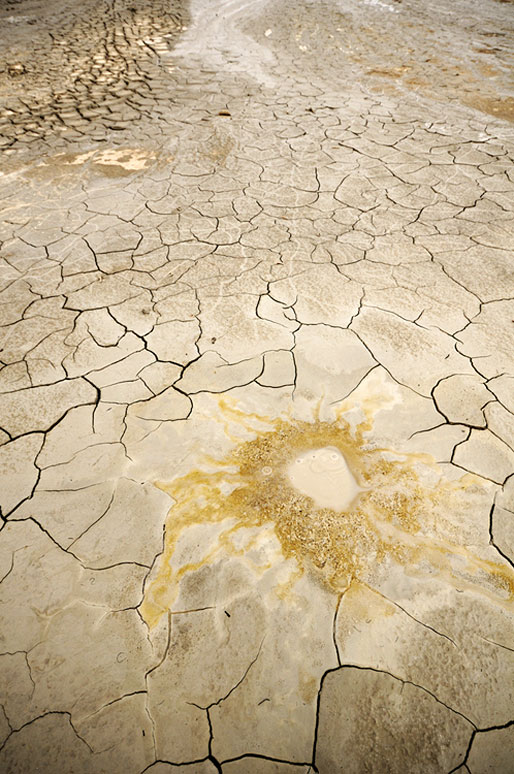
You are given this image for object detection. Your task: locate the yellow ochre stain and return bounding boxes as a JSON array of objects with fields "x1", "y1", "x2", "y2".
[{"x1": 140, "y1": 401, "x2": 514, "y2": 629}]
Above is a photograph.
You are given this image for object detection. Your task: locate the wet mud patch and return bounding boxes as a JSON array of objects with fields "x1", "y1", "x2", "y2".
[
  {"x1": 17, "y1": 146, "x2": 175, "y2": 182},
  {"x1": 141, "y1": 402, "x2": 513, "y2": 628},
  {"x1": 463, "y1": 95, "x2": 514, "y2": 123}
]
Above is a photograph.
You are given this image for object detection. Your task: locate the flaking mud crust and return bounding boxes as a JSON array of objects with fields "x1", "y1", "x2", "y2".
[{"x1": 0, "y1": 0, "x2": 188, "y2": 154}]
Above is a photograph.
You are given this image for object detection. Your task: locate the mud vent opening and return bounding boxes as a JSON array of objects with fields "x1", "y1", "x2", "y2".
[
  {"x1": 140, "y1": 404, "x2": 513, "y2": 629},
  {"x1": 287, "y1": 446, "x2": 363, "y2": 510}
]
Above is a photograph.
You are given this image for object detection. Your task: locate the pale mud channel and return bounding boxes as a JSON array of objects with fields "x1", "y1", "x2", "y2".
[{"x1": 0, "y1": 0, "x2": 513, "y2": 772}]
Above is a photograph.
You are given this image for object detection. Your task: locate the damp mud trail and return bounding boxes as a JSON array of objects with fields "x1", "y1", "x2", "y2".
[{"x1": 0, "y1": 0, "x2": 514, "y2": 772}]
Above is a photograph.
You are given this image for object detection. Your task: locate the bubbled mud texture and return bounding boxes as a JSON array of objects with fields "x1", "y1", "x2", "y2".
[{"x1": 1, "y1": 0, "x2": 514, "y2": 773}]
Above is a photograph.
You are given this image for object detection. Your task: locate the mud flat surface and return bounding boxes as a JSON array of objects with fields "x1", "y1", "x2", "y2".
[{"x1": 0, "y1": 1, "x2": 513, "y2": 772}]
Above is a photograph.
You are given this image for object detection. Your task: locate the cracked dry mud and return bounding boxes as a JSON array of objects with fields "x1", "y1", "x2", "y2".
[{"x1": 1, "y1": 0, "x2": 514, "y2": 771}]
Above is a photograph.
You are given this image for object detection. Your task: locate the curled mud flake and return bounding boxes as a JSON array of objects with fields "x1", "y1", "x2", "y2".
[{"x1": 140, "y1": 406, "x2": 514, "y2": 629}]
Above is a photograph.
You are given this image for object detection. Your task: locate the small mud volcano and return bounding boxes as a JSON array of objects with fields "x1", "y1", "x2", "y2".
[{"x1": 141, "y1": 405, "x2": 514, "y2": 628}]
